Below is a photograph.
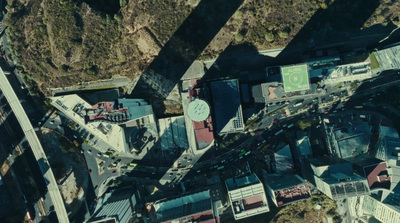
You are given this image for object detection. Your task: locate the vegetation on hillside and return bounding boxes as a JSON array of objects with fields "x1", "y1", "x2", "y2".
[{"x1": 4, "y1": 0, "x2": 400, "y2": 96}]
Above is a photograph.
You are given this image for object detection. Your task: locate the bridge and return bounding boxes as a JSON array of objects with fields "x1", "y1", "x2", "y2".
[{"x1": 0, "y1": 69, "x2": 69, "y2": 223}]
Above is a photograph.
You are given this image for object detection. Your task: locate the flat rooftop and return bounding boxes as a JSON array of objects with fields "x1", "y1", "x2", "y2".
[
  {"x1": 158, "y1": 116, "x2": 188, "y2": 151},
  {"x1": 51, "y1": 95, "x2": 128, "y2": 153},
  {"x1": 211, "y1": 79, "x2": 244, "y2": 133},
  {"x1": 226, "y1": 173, "x2": 261, "y2": 191},
  {"x1": 266, "y1": 175, "x2": 311, "y2": 207},
  {"x1": 364, "y1": 162, "x2": 391, "y2": 190},
  {"x1": 374, "y1": 44, "x2": 400, "y2": 70},
  {"x1": 153, "y1": 190, "x2": 214, "y2": 222},
  {"x1": 281, "y1": 64, "x2": 310, "y2": 93}
]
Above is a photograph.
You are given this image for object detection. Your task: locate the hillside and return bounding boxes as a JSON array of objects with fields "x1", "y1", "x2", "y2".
[{"x1": 4, "y1": 0, "x2": 400, "y2": 96}]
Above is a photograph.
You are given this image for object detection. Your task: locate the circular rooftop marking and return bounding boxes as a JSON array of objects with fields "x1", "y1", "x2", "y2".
[
  {"x1": 289, "y1": 72, "x2": 303, "y2": 86},
  {"x1": 187, "y1": 99, "x2": 210, "y2": 122}
]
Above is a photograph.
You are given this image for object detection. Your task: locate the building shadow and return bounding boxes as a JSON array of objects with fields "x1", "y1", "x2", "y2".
[{"x1": 129, "y1": 0, "x2": 245, "y2": 108}]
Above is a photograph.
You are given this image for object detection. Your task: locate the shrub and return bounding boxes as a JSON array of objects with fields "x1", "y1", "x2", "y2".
[
  {"x1": 235, "y1": 32, "x2": 244, "y2": 42},
  {"x1": 265, "y1": 32, "x2": 275, "y2": 42},
  {"x1": 278, "y1": 31, "x2": 289, "y2": 39},
  {"x1": 59, "y1": 64, "x2": 71, "y2": 73},
  {"x1": 376, "y1": 15, "x2": 385, "y2": 23},
  {"x1": 85, "y1": 65, "x2": 99, "y2": 76}
]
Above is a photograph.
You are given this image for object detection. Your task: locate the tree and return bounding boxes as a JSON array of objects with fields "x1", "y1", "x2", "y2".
[
  {"x1": 278, "y1": 31, "x2": 289, "y2": 39},
  {"x1": 120, "y1": 0, "x2": 128, "y2": 8},
  {"x1": 235, "y1": 33, "x2": 244, "y2": 42},
  {"x1": 265, "y1": 32, "x2": 275, "y2": 42}
]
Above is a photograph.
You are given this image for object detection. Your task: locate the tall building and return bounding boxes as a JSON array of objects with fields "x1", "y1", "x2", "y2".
[
  {"x1": 308, "y1": 156, "x2": 370, "y2": 200},
  {"x1": 148, "y1": 190, "x2": 219, "y2": 223},
  {"x1": 225, "y1": 173, "x2": 269, "y2": 220},
  {"x1": 87, "y1": 187, "x2": 137, "y2": 223},
  {"x1": 362, "y1": 195, "x2": 400, "y2": 223},
  {"x1": 372, "y1": 121, "x2": 400, "y2": 202},
  {"x1": 51, "y1": 94, "x2": 156, "y2": 154},
  {"x1": 181, "y1": 79, "x2": 214, "y2": 153},
  {"x1": 263, "y1": 173, "x2": 311, "y2": 207},
  {"x1": 85, "y1": 99, "x2": 154, "y2": 127},
  {"x1": 211, "y1": 79, "x2": 244, "y2": 134}
]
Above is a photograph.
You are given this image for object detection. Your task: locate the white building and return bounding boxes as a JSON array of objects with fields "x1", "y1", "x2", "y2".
[
  {"x1": 309, "y1": 61, "x2": 376, "y2": 85},
  {"x1": 225, "y1": 173, "x2": 269, "y2": 220},
  {"x1": 51, "y1": 94, "x2": 155, "y2": 154},
  {"x1": 362, "y1": 195, "x2": 400, "y2": 223}
]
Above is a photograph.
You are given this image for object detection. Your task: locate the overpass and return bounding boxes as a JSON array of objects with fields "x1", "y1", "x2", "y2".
[{"x1": 0, "y1": 69, "x2": 69, "y2": 223}]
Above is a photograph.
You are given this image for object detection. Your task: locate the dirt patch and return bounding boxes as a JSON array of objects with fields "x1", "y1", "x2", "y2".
[{"x1": 60, "y1": 172, "x2": 84, "y2": 205}]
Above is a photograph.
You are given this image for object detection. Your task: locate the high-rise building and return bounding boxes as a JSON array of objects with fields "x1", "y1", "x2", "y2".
[
  {"x1": 87, "y1": 187, "x2": 137, "y2": 223},
  {"x1": 263, "y1": 173, "x2": 311, "y2": 207},
  {"x1": 225, "y1": 173, "x2": 269, "y2": 220},
  {"x1": 307, "y1": 156, "x2": 370, "y2": 200},
  {"x1": 148, "y1": 190, "x2": 219, "y2": 223}
]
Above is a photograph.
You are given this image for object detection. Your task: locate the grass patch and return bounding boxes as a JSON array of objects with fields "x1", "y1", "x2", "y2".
[{"x1": 369, "y1": 53, "x2": 380, "y2": 70}]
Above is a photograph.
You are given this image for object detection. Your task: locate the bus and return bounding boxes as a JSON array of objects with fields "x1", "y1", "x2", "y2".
[
  {"x1": 129, "y1": 162, "x2": 137, "y2": 167},
  {"x1": 275, "y1": 129, "x2": 283, "y2": 136},
  {"x1": 354, "y1": 106, "x2": 363, "y2": 109},
  {"x1": 239, "y1": 151, "x2": 246, "y2": 157}
]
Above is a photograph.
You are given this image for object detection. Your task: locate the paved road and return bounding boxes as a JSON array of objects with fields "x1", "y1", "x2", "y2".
[{"x1": 0, "y1": 68, "x2": 69, "y2": 223}]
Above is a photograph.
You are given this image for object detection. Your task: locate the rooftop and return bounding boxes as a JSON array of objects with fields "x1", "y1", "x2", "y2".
[
  {"x1": 51, "y1": 95, "x2": 129, "y2": 153},
  {"x1": 281, "y1": 64, "x2": 310, "y2": 93},
  {"x1": 88, "y1": 188, "x2": 136, "y2": 223},
  {"x1": 226, "y1": 173, "x2": 261, "y2": 191},
  {"x1": 85, "y1": 99, "x2": 154, "y2": 125},
  {"x1": 265, "y1": 174, "x2": 311, "y2": 207},
  {"x1": 364, "y1": 162, "x2": 391, "y2": 190},
  {"x1": 158, "y1": 116, "x2": 188, "y2": 151},
  {"x1": 332, "y1": 122, "x2": 372, "y2": 159},
  {"x1": 374, "y1": 44, "x2": 400, "y2": 71},
  {"x1": 309, "y1": 61, "x2": 374, "y2": 84},
  {"x1": 211, "y1": 79, "x2": 244, "y2": 133},
  {"x1": 153, "y1": 190, "x2": 215, "y2": 223}
]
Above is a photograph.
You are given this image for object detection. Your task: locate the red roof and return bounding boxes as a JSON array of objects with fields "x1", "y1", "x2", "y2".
[
  {"x1": 365, "y1": 162, "x2": 391, "y2": 189},
  {"x1": 193, "y1": 121, "x2": 206, "y2": 130},
  {"x1": 195, "y1": 128, "x2": 214, "y2": 144}
]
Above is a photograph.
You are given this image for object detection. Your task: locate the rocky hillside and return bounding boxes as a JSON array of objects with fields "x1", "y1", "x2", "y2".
[{"x1": 4, "y1": 0, "x2": 400, "y2": 96}]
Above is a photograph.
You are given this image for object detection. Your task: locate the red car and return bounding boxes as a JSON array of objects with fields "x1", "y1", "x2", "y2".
[
  {"x1": 88, "y1": 169, "x2": 92, "y2": 174},
  {"x1": 272, "y1": 119, "x2": 277, "y2": 123},
  {"x1": 112, "y1": 170, "x2": 117, "y2": 174},
  {"x1": 265, "y1": 109, "x2": 268, "y2": 114}
]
